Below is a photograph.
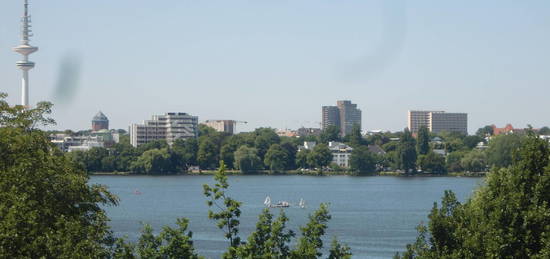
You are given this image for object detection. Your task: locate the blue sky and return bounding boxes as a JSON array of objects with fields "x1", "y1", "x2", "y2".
[{"x1": 1, "y1": 0, "x2": 549, "y2": 133}]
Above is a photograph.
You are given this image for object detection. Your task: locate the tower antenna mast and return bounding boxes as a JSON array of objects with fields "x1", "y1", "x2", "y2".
[{"x1": 13, "y1": 0, "x2": 38, "y2": 107}]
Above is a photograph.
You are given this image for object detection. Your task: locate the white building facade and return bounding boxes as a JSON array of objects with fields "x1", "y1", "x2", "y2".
[
  {"x1": 328, "y1": 142, "x2": 353, "y2": 168},
  {"x1": 130, "y1": 112, "x2": 198, "y2": 147}
]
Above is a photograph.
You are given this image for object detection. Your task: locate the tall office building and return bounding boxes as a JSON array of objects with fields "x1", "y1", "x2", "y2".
[
  {"x1": 322, "y1": 106, "x2": 340, "y2": 130},
  {"x1": 337, "y1": 100, "x2": 362, "y2": 136},
  {"x1": 322, "y1": 100, "x2": 362, "y2": 136},
  {"x1": 130, "y1": 112, "x2": 198, "y2": 147},
  {"x1": 408, "y1": 110, "x2": 467, "y2": 135}
]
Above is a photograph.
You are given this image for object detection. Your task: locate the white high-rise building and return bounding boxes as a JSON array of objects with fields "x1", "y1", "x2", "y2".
[
  {"x1": 130, "y1": 112, "x2": 198, "y2": 147},
  {"x1": 13, "y1": 0, "x2": 39, "y2": 107}
]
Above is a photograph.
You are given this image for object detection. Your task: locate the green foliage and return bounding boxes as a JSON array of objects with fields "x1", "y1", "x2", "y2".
[
  {"x1": 460, "y1": 149, "x2": 487, "y2": 172},
  {"x1": 416, "y1": 126, "x2": 430, "y2": 155},
  {"x1": 280, "y1": 140, "x2": 298, "y2": 170},
  {"x1": 347, "y1": 124, "x2": 366, "y2": 147},
  {"x1": 397, "y1": 129, "x2": 417, "y2": 173},
  {"x1": 418, "y1": 152, "x2": 446, "y2": 174},
  {"x1": 264, "y1": 144, "x2": 289, "y2": 173},
  {"x1": 445, "y1": 150, "x2": 466, "y2": 172},
  {"x1": 307, "y1": 144, "x2": 333, "y2": 170},
  {"x1": 0, "y1": 94, "x2": 117, "y2": 258},
  {"x1": 396, "y1": 132, "x2": 550, "y2": 258},
  {"x1": 203, "y1": 163, "x2": 243, "y2": 257},
  {"x1": 463, "y1": 135, "x2": 483, "y2": 149},
  {"x1": 350, "y1": 146, "x2": 377, "y2": 174},
  {"x1": 130, "y1": 148, "x2": 183, "y2": 174},
  {"x1": 291, "y1": 203, "x2": 332, "y2": 258},
  {"x1": 296, "y1": 149, "x2": 311, "y2": 169},
  {"x1": 487, "y1": 133, "x2": 523, "y2": 168},
  {"x1": 320, "y1": 125, "x2": 341, "y2": 144},
  {"x1": 476, "y1": 125, "x2": 494, "y2": 137},
  {"x1": 0, "y1": 92, "x2": 55, "y2": 129},
  {"x1": 234, "y1": 145, "x2": 262, "y2": 173},
  {"x1": 253, "y1": 128, "x2": 281, "y2": 161},
  {"x1": 328, "y1": 238, "x2": 352, "y2": 259},
  {"x1": 131, "y1": 219, "x2": 201, "y2": 259},
  {"x1": 539, "y1": 126, "x2": 550, "y2": 135},
  {"x1": 173, "y1": 138, "x2": 198, "y2": 167},
  {"x1": 236, "y1": 209, "x2": 295, "y2": 258},
  {"x1": 198, "y1": 138, "x2": 219, "y2": 169}
]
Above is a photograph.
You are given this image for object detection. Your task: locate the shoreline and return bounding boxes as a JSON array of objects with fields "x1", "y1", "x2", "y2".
[{"x1": 89, "y1": 170, "x2": 487, "y2": 177}]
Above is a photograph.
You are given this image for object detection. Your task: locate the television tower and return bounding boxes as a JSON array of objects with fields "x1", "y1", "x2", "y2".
[{"x1": 13, "y1": 0, "x2": 38, "y2": 107}]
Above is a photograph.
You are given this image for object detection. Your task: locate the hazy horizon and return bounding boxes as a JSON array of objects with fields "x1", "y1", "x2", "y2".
[{"x1": 1, "y1": 0, "x2": 549, "y2": 133}]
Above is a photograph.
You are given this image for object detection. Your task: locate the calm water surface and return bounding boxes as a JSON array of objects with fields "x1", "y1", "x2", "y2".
[{"x1": 90, "y1": 175, "x2": 482, "y2": 258}]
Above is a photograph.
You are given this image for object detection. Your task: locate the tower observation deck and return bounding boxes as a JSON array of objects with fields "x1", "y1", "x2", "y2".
[{"x1": 13, "y1": 0, "x2": 38, "y2": 107}]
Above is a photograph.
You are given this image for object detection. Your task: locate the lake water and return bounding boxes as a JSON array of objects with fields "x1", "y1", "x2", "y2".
[{"x1": 90, "y1": 175, "x2": 483, "y2": 258}]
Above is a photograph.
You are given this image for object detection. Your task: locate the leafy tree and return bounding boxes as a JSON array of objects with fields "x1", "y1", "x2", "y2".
[
  {"x1": 307, "y1": 144, "x2": 333, "y2": 169},
  {"x1": 137, "y1": 140, "x2": 168, "y2": 154},
  {"x1": 290, "y1": 203, "x2": 350, "y2": 258},
  {"x1": 445, "y1": 150, "x2": 466, "y2": 172},
  {"x1": 0, "y1": 93, "x2": 118, "y2": 258},
  {"x1": 443, "y1": 138, "x2": 465, "y2": 153},
  {"x1": 460, "y1": 149, "x2": 487, "y2": 172},
  {"x1": 253, "y1": 128, "x2": 280, "y2": 162},
  {"x1": 236, "y1": 209, "x2": 294, "y2": 257},
  {"x1": 197, "y1": 138, "x2": 219, "y2": 169},
  {"x1": 347, "y1": 124, "x2": 366, "y2": 147},
  {"x1": 418, "y1": 152, "x2": 446, "y2": 174},
  {"x1": 538, "y1": 126, "x2": 550, "y2": 135},
  {"x1": 264, "y1": 144, "x2": 289, "y2": 173},
  {"x1": 476, "y1": 125, "x2": 494, "y2": 137},
  {"x1": 203, "y1": 163, "x2": 243, "y2": 258},
  {"x1": 396, "y1": 132, "x2": 550, "y2": 258},
  {"x1": 280, "y1": 140, "x2": 298, "y2": 170},
  {"x1": 396, "y1": 129, "x2": 417, "y2": 173},
  {"x1": 234, "y1": 145, "x2": 262, "y2": 173},
  {"x1": 349, "y1": 146, "x2": 377, "y2": 174},
  {"x1": 486, "y1": 133, "x2": 523, "y2": 168},
  {"x1": 416, "y1": 126, "x2": 430, "y2": 155},
  {"x1": 319, "y1": 125, "x2": 340, "y2": 144},
  {"x1": 463, "y1": 135, "x2": 483, "y2": 149},
  {"x1": 173, "y1": 138, "x2": 198, "y2": 167},
  {"x1": 130, "y1": 148, "x2": 182, "y2": 174},
  {"x1": 328, "y1": 238, "x2": 353, "y2": 259},
  {"x1": 296, "y1": 149, "x2": 311, "y2": 169},
  {"x1": 135, "y1": 219, "x2": 201, "y2": 259}
]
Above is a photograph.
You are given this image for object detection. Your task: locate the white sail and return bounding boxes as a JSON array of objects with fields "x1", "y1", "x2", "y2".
[
  {"x1": 299, "y1": 198, "x2": 305, "y2": 208},
  {"x1": 264, "y1": 196, "x2": 271, "y2": 206}
]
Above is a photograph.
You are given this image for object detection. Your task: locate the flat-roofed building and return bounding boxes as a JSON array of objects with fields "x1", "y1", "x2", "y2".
[
  {"x1": 322, "y1": 106, "x2": 340, "y2": 130},
  {"x1": 204, "y1": 120, "x2": 237, "y2": 135},
  {"x1": 407, "y1": 110, "x2": 467, "y2": 135},
  {"x1": 130, "y1": 112, "x2": 198, "y2": 147},
  {"x1": 322, "y1": 100, "x2": 362, "y2": 137},
  {"x1": 408, "y1": 110, "x2": 443, "y2": 133},
  {"x1": 429, "y1": 112, "x2": 468, "y2": 134}
]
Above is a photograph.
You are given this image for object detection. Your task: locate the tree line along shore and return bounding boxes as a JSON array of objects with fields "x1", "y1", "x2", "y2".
[{"x1": 64, "y1": 122, "x2": 548, "y2": 176}]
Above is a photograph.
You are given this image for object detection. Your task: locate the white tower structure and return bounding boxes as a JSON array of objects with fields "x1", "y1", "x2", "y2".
[{"x1": 13, "y1": 0, "x2": 38, "y2": 107}]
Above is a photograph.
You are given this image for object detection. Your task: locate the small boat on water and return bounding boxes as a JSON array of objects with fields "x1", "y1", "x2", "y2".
[
  {"x1": 133, "y1": 189, "x2": 142, "y2": 195},
  {"x1": 264, "y1": 196, "x2": 304, "y2": 208}
]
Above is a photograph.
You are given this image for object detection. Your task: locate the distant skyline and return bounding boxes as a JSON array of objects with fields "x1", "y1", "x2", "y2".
[{"x1": 1, "y1": 0, "x2": 549, "y2": 133}]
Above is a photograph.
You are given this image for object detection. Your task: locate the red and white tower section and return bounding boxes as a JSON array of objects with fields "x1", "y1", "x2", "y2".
[{"x1": 13, "y1": 0, "x2": 38, "y2": 107}]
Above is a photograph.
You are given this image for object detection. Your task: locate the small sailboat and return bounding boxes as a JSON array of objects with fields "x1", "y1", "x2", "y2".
[
  {"x1": 264, "y1": 196, "x2": 271, "y2": 207},
  {"x1": 298, "y1": 198, "x2": 306, "y2": 209}
]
